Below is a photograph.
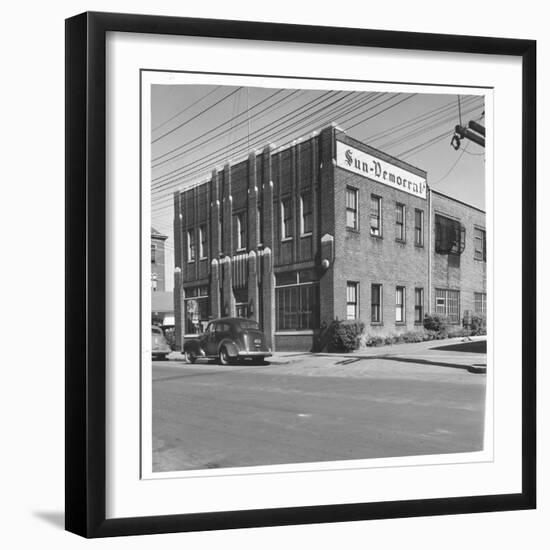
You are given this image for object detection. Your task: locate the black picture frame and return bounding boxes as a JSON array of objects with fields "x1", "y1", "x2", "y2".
[{"x1": 65, "y1": 11, "x2": 536, "y2": 538}]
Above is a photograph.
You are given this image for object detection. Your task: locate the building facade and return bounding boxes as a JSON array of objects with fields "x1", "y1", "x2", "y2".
[
  {"x1": 151, "y1": 227, "x2": 168, "y2": 292},
  {"x1": 173, "y1": 124, "x2": 486, "y2": 351}
]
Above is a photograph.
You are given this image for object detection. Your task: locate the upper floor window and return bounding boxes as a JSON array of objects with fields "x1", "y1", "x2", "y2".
[
  {"x1": 199, "y1": 225, "x2": 207, "y2": 259},
  {"x1": 257, "y1": 204, "x2": 263, "y2": 245},
  {"x1": 414, "y1": 209, "x2": 424, "y2": 246},
  {"x1": 435, "y1": 214, "x2": 465, "y2": 255},
  {"x1": 474, "y1": 227, "x2": 486, "y2": 261},
  {"x1": 151, "y1": 243, "x2": 157, "y2": 264},
  {"x1": 300, "y1": 191, "x2": 313, "y2": 235},
  {"x1": 281, "y1": 198, "x2": 293, "y2": 241},
  {"x1": 235, "y1": 212, "x2": 247, "y2": 251},
  {"x1": 395, "y1": 203, "x2": 405, "y2": 241},
  {"x1": 187, "y1": 229, "x2": 195, "y2": 262},
  {"x1": 346, "y1": 187, "x2": 358, "y2": 230},
  {"x1": 370, "y1": 195, "x2": 382, "y2": 236}
]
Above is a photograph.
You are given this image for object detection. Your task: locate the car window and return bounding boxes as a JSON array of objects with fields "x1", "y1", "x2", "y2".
[
  {"x1": 215, "y1": 323, "x2": 226, "y2": 333},
  {"x1": 235, "y1": 320, "x2": 260, "y2": 331}
]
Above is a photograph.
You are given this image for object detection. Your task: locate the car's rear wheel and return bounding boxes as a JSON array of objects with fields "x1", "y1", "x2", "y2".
[{"x1": 184, "y1": 350, "x2": 197, "y2": 364}]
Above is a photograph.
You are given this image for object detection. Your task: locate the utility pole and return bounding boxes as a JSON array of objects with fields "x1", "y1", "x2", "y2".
[{"x1": 451, "y1": 120, "x2": 485, "y2": 149}]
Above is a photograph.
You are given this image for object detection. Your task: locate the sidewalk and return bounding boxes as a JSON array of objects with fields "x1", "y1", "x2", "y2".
[{"x1": 166, "y1": 336, "x2": 487, "y2": 373}]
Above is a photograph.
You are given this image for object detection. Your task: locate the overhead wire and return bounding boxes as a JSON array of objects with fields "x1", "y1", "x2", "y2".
[
  {"x1": 151, "y1": 87, "x2": 243, "y2": 144},
  {"x1": 149, "y1": 91, "x2": 405, "y2": 211},
  {"x1": 152, "y1": 85, "x2": 222, "y2": 133}
]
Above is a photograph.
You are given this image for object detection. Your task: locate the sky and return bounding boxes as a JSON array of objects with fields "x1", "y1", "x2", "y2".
[{"x1": 150, "y1": 84, "x2": 486, "y2": 290}]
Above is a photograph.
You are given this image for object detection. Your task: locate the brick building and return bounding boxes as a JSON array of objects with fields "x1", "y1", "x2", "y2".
[
  {"x1": 151, "y1": 227, "x2": 168, "y2": 292},
  {"x1": 173, "y1": 124, "x2": 486, "y2": 351}
]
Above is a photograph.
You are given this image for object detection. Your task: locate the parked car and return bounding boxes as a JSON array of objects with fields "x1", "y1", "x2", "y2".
[
  {"x1": 183, "y1": 318, "x2": 272, "y2": 365},
  {"x1": 152, "y1": 325, "x2": 171, "y2": 360}
]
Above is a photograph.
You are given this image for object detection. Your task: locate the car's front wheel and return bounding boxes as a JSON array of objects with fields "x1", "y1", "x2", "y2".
[
  {"x1": 184, "y1": 350, "x2": 197, "y2": 364},
  {"x1": 218, "y1": 346, "x2": 235, "y2": 366}
]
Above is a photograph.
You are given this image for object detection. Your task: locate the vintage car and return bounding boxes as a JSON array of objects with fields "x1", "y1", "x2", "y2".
[
  {"x1": 151, "y1": 325, "x2": 171, "y2": 360},
  {"x1": 183, "y1": 317, "x2": 272, "y2": 365}
]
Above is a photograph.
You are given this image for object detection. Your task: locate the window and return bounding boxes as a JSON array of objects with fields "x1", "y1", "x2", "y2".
[
  {"x1": 474, "y1": 292, "x2": 487, "y2": 315},
  {"x1": 474, "y1": 227, "x2": 486, "y2": 261},
  {"x1": 435, "y1": 214, "x2": 466, "y2": 255},
  {"x1": 281, "y1": 198, "x2": 292, "y2": 240},
  {"x1": 187, "y1": 229, "x2": 195, "y2": 262},
  {"x1": 257, "y1": 204, "x2": 263, "y2": 244},
  {"x1": 275, "y1": 271, "x2": 319, "y2": 330},
  {"x1": 346, "y1": 282, "x2": 358, "y2": 320},
  {"x1": 371, "y1": 284, "x2": 382, "y2": 323},
  {"x1": 300, "y1": 191, "x2": 313, "y2": 235},
  {"x1": 151, "y1": 243, "x2": 157, "y2": 263},
  {"x1": 346, "y1": 187, "x2": 358, "y2": 230},
  {"x1": 395, "y1": 203, "x2": 405, "y2": 241},
  {"x1": 235, "y1": 212, "x2": 246, "y2": 250},
  {"x1": 395, "y1": 286, "x2": 405, "y2": 323},
  {"x1": 184, "y1": 286, "x2": 210, "y2": 334},
  {"x1": 435, "y1": 288, "x2": 461, "y2": 323},
  {"x1": 151, "y1": 273, "x2": 157, "y2": 291},
  {"x1": 414, "y1": 209, "x2": 424, "y2": 246},
  {"x1": 370, "y1": 195, "x2": 382, "y2": 236},
  {"x1": 415, "y1": 288, "x2": 424, "y2": 324},
  {"x1": 199, "y1": 225, "x2": 207, "y2": 259}
]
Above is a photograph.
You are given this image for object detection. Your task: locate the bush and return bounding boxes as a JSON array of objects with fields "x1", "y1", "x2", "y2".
[
  {"x1": 327, "y1": 320, "x2": 365, "y2": 352},
  {"x1": 447, "y1": 327, "x2": 471, "y2": 339},
  {"x1": 470, "y1": 315, "x2": 487, "y2": 336},
  {"x1": 402, "y1": 330, "x2": 424, "y2": 343},
  {"x1": 423, "y1": 313, "x2": 448, "y2": 333}
]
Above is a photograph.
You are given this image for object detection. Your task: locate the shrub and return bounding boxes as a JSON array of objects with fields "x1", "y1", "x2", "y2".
[
  {"x1": 402, "y1": 330, "x2": 424, "y2": 343},
  {"x1": 447, "y1": 327, "x2": 471, "y2": 339},
  {"x1": 423, "y1": 313, "x2": 448, "y2": 332},
  {"x1": 327, "y1": 320, "x2": 365, "y2": 352},
  {"x1": 470, "y1": 315, "x2": 487, "y2": 336}
]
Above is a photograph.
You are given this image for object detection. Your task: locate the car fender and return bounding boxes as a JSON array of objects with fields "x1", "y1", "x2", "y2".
[
  {"x1": 218, "y1": 339, "x2": 239, "y2": 357},
  {"x1": 183, "y1": 339, "x2": 205, "y2": 356}
]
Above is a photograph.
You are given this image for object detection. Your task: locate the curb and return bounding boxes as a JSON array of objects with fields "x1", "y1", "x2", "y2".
[{"x1": 467, "y1": 364, "x2": 487, "y2": 374}]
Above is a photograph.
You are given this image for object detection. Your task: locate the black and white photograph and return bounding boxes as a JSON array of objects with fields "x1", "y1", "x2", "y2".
[{"x1": 145, "y1": 77, "x2": 490, "y2": 475}]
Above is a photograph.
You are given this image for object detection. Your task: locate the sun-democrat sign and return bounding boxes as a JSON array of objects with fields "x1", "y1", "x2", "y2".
[{"x1": 336, "y1": 141, "x2": 427, "y2": 199}]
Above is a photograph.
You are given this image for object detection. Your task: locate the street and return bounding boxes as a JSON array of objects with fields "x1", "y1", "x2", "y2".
[{"x1": 152, "y1": 338, "x2": 487, "y2": 472}]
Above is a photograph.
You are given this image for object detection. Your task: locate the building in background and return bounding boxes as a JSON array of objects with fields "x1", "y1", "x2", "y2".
[
  {"x1": 173, "y1": 124, "x2": 486, "y2": 351},
  {"x1": 151, "y1": 227, "x2": 174, "y2": 328},
  {"x1": 151, "y1": 227, "x2": 168, "y2": 292}
]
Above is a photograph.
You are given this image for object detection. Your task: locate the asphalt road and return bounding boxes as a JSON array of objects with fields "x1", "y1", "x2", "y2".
[{"x1": 152, "y1": 341, "x2": 487, "y2": 472}]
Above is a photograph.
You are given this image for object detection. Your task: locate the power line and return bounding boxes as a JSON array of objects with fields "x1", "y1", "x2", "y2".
[
  {"x1": 150, "y1": 90, "x2": 362, "y2": 193},
  {"x1": 149, "y1": 92, "x2": 393, "y2": 207},
  {"x1": 430, "y1": 142, "x2": 470, "y2": 185},
  {"x1": 151, "y1": 89, "x2": 340, "y2": 173},
  {"x1": 151, "y1": 87, "x2": 243, "y2": 144},
  {"x1": 149, "y1": 93, "x2": 419, "y2": 214},
  {"x1": 152, "y1": 85, "x2": 222, "y2": 133},
  {"x1": 151, "y1": 89, "x2": 298, "y2": 175}
]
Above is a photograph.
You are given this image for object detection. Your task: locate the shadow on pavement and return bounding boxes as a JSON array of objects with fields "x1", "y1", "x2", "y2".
[
  {"x1": 383, "y1": 355, "x2": 483, "y2": 372},
  {"x1": 429, "y1": 340, "x2": 487, "y2": 354}
]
